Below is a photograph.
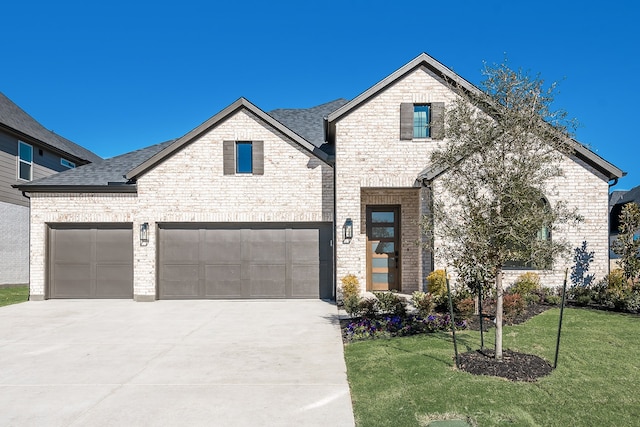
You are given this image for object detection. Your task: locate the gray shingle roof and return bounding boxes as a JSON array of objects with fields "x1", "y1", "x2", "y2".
[
  {"x1": 17, "y1": 140, "x2": 174, "y2": 189},
  {"x1": 268, "y1": 98, "x2": 349, "y2": 147},
  {"x1": 0, "y1": 92, "x2": 101, "y2": 163}
]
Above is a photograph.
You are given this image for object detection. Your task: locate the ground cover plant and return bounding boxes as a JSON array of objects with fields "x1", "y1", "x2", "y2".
[
  {"x1": 344, "y1": 307, "x2": 640, "y2": 426},
  {"x1": 0, "y1": 285, "x2": 29, "y2": 307}
]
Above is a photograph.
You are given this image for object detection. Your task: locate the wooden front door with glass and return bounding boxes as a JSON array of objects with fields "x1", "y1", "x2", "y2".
[{"x1": 366, "y1": 206, "x2": 400, "y2": 291}]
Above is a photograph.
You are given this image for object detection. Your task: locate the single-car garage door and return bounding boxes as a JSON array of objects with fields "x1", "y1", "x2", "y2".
[
  {"x1": 48, "y1": 224, "x2": 133, "y2": 299},
  {"x1": 158, "y1": 223, "x2": 333, "y2": 299}
]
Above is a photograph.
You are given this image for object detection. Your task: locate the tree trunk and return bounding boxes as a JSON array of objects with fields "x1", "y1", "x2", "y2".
[{"x1": 495, "y1": 270, "x2": 503, "y2": 360}]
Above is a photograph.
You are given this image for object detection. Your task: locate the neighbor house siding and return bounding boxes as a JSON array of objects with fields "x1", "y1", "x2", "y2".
[
  {"x1": 0, "y1": 129, "x2": 73, "y2": 207},
  {"x1": 0, "y1": 201, "x2": 29, "y2": 284},
  {"x1": 27, "y1": 108, "x2": 333, "y2": 300},
  {"x1": 334, "y1": 66, "x2": 458, "y2": 293}
]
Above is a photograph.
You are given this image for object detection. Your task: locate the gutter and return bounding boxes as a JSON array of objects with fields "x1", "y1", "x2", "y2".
[{"x1": 12, "y1": 184, "x2": 137, "y2": 193}]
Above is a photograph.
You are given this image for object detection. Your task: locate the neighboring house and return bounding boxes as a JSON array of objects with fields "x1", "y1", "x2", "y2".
[
  {"x1": 0, "y1": 92, "x2": 101, "y2": 285},
  {"x1": 609, "y1": 185, "x2": 640, "y2": 268},
  {"x1": 15, "y1": 53, "x2": 624, "y2": 301}
]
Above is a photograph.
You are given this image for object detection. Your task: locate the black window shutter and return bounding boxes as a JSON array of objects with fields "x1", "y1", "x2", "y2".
[
  {"x1": 430, "y1": 102, "x2": 445, "y2": 140},
  {"x1": 400, "y1": 103, "x2": 414, "y2": 140},
  {"x1": 252, "y1": 140, "x2": 264, "y2": 175},
  {"x1": 223, "y1": 140, "x2": 235, "y2": 175}
]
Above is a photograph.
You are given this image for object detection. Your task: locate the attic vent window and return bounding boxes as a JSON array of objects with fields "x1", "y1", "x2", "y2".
[{"x1": 61, "y1": 158, "x2": 76, "y2": 169}]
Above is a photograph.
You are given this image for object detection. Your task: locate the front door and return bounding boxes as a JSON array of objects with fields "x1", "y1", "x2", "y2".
[{"x1": 366, "y1": 206, "x2": 400, "y2": 291}]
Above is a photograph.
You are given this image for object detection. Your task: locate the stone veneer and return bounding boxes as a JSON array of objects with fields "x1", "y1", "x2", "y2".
[{"x1": 28, "y1": 109, "x2": 333, "y2": 300}]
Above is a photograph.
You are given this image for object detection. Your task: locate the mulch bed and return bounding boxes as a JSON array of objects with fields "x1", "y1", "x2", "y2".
[{"x1": 457, "y1": 349, "x2": 553, "y2": 382}]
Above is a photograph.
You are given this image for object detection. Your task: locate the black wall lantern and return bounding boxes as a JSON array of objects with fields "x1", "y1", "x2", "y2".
[
  {"x1": 140, "y1": 222, "x2": 149, "y2": 246},
  {"x1": 343, "y1": 218, "x2": 353, "y2": 242}
]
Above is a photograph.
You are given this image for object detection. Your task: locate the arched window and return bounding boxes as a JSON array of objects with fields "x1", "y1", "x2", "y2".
[{"x1": 504, "y1": 197, "x2": 552, "y2": 270}]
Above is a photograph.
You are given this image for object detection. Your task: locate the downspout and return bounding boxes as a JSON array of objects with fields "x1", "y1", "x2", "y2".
[
  {"x1": 608, "y1": 177, "x2": 619, "y2": 188},
  {"x1": 21, "y1": 191, "x2": 31, "y2": 301}
]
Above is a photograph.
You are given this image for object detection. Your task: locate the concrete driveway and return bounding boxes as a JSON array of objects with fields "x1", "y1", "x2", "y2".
[{"x1": 0, "y1": 300, "x2": 354, "y2": 427}]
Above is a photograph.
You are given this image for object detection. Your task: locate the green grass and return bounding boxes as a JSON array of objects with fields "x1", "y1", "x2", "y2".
[
  {"x1": 0, "y1": 285, "x2": 29, "y2": 307},
  {"x1": 344, "y1": 308, "x2": 640, "y2": 426}
]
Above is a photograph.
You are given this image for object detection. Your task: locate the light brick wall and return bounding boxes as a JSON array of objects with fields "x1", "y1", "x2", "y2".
[
  {"x1": 335, "y1": 65, "x2": 612, "y2": 294},
  {"x1": 431, "y1": 153, "x2": 612, "y2": 289},
  {"x1": 335, "y1": 66, "x2": 457, "y2": 294},
  {"x1": 0, "y1": 201, "x2": 29, "y2": 284},
  {"x1": 28, "y1": 109, "x2": 333, "y2": 300}
]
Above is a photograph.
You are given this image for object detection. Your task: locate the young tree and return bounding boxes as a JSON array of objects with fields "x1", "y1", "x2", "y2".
[
  {"x1": 613, "y1": 202, "x2": 640, "y2": 283},
  {"x1": 423, "y1": 61, "x2": 581, "y2": 359}
]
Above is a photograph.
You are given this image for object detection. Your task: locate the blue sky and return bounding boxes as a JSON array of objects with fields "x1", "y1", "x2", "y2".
[{"x1": 2, "y1": 0, "x2": 638, "y2": 189}]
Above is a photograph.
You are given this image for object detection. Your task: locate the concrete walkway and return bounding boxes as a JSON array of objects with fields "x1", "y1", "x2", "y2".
[{"x1": 0, "y1": 300, "x2": 355, "y2": 426}]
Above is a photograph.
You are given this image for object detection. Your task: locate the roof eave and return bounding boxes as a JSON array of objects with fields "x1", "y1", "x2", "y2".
[
  {"x1": 0, "y1": 123, "x2": 96, "y2": 165},
  {"x1": 13, "y1": 184, "x2": 137, "y2": 193}
]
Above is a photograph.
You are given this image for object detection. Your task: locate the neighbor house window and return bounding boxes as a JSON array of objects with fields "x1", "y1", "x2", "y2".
[
  {"x1": 236, "y1": 141, "x2": 253, "y2": 173},
  {"x1": 18, "y1": 141, "x2": 33, "y2": 181},
  {"x1": 61, "y1": 158, "x2": 76, "y2": 169},
  {"x1": 413, "y1": 104, "x2": 431, "y2": 138},
  {"x1": 223, "y1": 140, "x2": 264, "y2": 176},
  {"x1": 400, "y1": 102, "x2": 445, "y2": 140}
]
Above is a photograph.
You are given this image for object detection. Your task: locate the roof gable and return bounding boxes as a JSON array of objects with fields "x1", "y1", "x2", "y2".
[
  {"x1": 0, "y1": 92, "x2": 101, "y2": 163},
  {"x1": 126, "y1": 97, "x2": 331, "y2": 180},
  {"x1": 324, "y1": 53, "x2": 623, "y2": 182}
]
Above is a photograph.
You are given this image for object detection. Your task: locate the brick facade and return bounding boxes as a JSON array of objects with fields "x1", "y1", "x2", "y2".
[
  {"x1": 28, "y1": 109, "x2": 333, "y2": 300},
  {"x1": 334, "y1": 65, "x2": 613, "y2": 294}
]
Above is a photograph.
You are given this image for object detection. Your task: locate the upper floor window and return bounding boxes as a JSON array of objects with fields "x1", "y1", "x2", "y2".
[
  {"x1": 61, "y1": 158, "x2": 76, "y2": 169},
  {"x1": 18, "y1": 141, "x2": 33, "y2": 181},
  {"x1": 236, "y1": 141, "x2": 253, "y2": 174},
  {"x1": 223, "y1": 140, "x2": 264, "y2": 176},
  {"x1": 413, "y1": 105, "x2": 431, "y2": 138},
  {"x1": 400, "y1": 102, "x2": 445, "y2": 140}
]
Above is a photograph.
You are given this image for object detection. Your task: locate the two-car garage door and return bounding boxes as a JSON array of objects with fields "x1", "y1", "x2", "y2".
[
  {"x1": 158, "y1": 223, "x2": 333, "y2": 299},
  {"x1": 47, "y1": 222, "x2": 333, "y2": 299}
]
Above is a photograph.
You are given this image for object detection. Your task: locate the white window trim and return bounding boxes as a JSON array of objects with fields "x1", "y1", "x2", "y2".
[{"x1": 17, "y1": 141, "x2": 33, "y2": 181}]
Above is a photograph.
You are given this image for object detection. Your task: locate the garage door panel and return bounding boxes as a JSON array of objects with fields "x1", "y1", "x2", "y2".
[
  {"x1": 159, "y1": 223, "x2": 332, "y2": 299},
  {"x1": 53, "y1": 230, "x2": 92, "y2": 262},
  {"x1": 204, "y1": 265, "x2": 242, "y2": 298},
  {"x1": 291, "y1": 265, "x2": 320, "y2": 298},
  {"x1": 96, "y1": 265, "x2": 134, "y2": 298},
  {"x1": 249, "y1": 230, "x2": 286, "y2": 262},
  {"x1": 49, "y1": 224, "x2": 133, "y2": 299},
  {"x1": 161, "y1": 229, "x2": 200, "y2": 262},
  {"x1": 249, "y1": 264, "x2": 286, "y2": 297},
  {"x1": 203, "y1": 230, "x2": 241, "y2": 262},
  {"x1": 161, "y1": 265, "x2": 199, "y2": 298},
  {"x1": 52, "y1": 263, "x2": 92, "y2": 298},
  {"x1": 95, "y1": 229, "x2": 133, "y2": 263}
]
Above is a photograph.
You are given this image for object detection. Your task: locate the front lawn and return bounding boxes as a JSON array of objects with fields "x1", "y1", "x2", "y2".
[
  {"x1": 345, "y1": 308, "x2": 640, "y2": 426},
  {"x1": 0, "y1": 285, "x2": 29, "y2": 307}
]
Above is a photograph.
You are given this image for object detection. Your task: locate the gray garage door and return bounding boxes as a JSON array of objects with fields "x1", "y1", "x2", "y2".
[
  {"x1": 158, "y1": 223, "x2": 333, "y2": 299},
  {"x1": 48, "y1": 224, "x2": 133, "y2": 299}
]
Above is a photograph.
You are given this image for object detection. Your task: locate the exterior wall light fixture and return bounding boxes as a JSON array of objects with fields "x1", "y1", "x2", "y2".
[
  {"x1": 140, "y1": 222, "x2": 149, "y2": 246},
  {"x1": 343, "y1": 218, "x2": 353, "y2": 242}
]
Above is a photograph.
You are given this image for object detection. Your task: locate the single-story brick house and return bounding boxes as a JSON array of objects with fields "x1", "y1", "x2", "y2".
[{"x1": 16, "y1": 53, "x2": 624, "y2": 301}]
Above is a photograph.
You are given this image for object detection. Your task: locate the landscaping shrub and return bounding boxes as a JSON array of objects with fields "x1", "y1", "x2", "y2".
[
  {"x1": 455, "y1": 297, "x2": 475, "y2": 318},
  {"x1": 358, "y1": 297, "x2": 378, "y2": 319},
  {"x1": 545, "y1": 295, "x2": 562, "y2": 305},
  {"x1": 510, "y1": 272, "x2": 541, "y2": 297},
  {"x1": 340, "y1": 274, "x2": 360, "y2": 300},
  {"x1": 426, "y1": 269, "x2": 448, "y2": 307},
  {"x1": 503, "y1": 293, "x2": 525, "y2": 321},
  {"x1": 373, "y1": 291, "x2": 407, "y2": 317},
  {"x1": 344, "y1": 313, "x2": 466, "y2": 341},
  {"x1": 341, "y1": 274, "x2": 363, "y2": 317},
  {"x1": 411, "y1": 291, "x2": 435, "y2": 317}
]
